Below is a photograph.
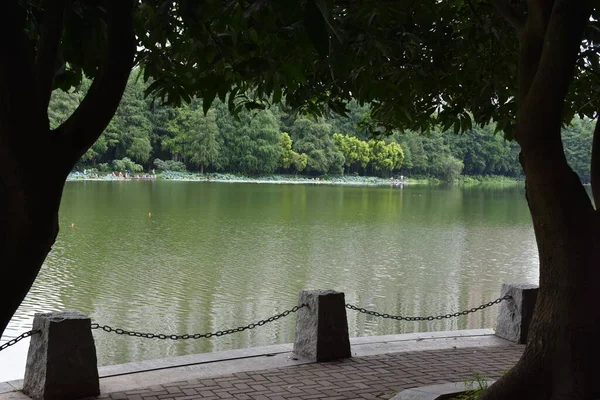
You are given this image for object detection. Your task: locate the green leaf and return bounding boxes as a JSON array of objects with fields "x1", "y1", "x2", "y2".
[
  {"x1": 228, "y1": 87, "x2": 239, "y2": 112},
  {"x1": 283, "y1": 62, "x2": 307, "y2": 84},
  {"x1": 273, "y1": 85, "x2": 282, "y2": 104},
  {"x1": 180, "y1": 90, "x2": 192, "y2": 104},
  {"x1": 203, "y1": 87, "x2": 217, "y2": 115},
  {"x1": 304, "y1": 0, "x2": 330, "y2": 58},
  {"x1": 249, "y1": 28, "x2": 259, "y2": 43},
  {"x1": 144, "y1": 79, "x2": 163, "y2": 97},
  {"x1": 218, "y1": 81, "x2": 230, "y2": 103},
  {"x1": 314, "y1": 0, "x2": 343, "y2": 43},
  {"x1": 399, "y1": 106, "x2": 413, "y2": 122},
  {"x1": 503, "y1": 126, "x2": 514, "y2": 141},
  {"x1": 245, "y1": 101, "x2": 266, "y2": 111}
]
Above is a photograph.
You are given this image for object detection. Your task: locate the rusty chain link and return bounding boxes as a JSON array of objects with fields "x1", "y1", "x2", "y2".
[
  {"x1": 346, "y1": 295, "x2": 511, "y2": 322},
  {"x1": 0, "y1": 330, "x2": 40, "y2": 352},
  {"x1": 91, "y1": 304, "x2": 307, "y2": 340}
]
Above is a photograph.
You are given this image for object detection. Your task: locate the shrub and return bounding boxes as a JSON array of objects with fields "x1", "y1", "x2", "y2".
[
  {"x1": 153, "y1": 158, "x2": 187, "y2": 172},
  {"x1": 97, "y1": 163, "x2": 111, "y2": 172},
  {"x1": 437, "y1": 156, "x2": 464, "y2": 183},
  {"x1": 112, "y1": 157, "x2": 143, "y2": 173}
]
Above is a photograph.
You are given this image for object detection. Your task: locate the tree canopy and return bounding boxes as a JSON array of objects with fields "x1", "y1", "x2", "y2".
[
  {"x1": 115, "y1": 1, "x2": 596, "y2": 138},
  {"x1": 15, "y1": 0, "x2": 600, "y2": 137}
]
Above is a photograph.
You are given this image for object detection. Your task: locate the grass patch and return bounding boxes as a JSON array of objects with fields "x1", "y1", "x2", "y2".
[{"x1": 451, "y1": 372, "x2": 489, "y2": 400}]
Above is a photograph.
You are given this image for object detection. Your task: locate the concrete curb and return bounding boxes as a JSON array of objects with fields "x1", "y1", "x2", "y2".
[{"x1": 391, "y1": 381, "x2": 496, "y2": 399}]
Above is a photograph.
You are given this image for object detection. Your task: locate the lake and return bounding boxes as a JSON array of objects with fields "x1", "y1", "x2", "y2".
[{"x1": 0, "y1": 181, "x2": 539, "y2": 381}]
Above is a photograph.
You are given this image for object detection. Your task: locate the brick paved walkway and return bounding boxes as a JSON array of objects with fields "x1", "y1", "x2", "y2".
[{"x1": 94, "y1": 345, "x2": 523, "y2": 400}]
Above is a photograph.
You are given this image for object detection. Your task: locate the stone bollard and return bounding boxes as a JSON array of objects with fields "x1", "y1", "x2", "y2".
[
  {"x1": 293, "y1": 290, "x2": 351, "y2": 362},
  {"x1": 23, "y1": 310, "x2": 100, "y2": 400},
  {"x1": 495, "y1": 283, "x2": 539, "y2": 344}
]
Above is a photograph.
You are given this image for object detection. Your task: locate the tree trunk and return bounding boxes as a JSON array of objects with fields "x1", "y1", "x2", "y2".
[
  {"x1": 478, "y1": 1, "x2": 600, "y2": 396},
  {"x1": 480, "y1": 138, "x2": 600, "y2": 399},
  {"x1": 0, "y1": 0, "x2": 135, "y2": 339},
  {"x1": 0, "y1": 133, "x2": 66, "y2": 335},
  {"x1": 481, "y1": 176, "x2": 600, "y2": 399}
]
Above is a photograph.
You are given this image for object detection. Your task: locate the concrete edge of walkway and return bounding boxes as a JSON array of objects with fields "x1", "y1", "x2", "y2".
[
  {"x1": 0, "y1": 328, "x2": 512, "y2": 398},
  {"x1": 390, "y1": 380, "x2": 497, "y2": 400}
]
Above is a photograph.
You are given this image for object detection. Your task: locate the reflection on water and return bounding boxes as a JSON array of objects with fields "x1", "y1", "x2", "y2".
[{"x1": 0, "y1": 182, "x2": 538, "y2": 381}]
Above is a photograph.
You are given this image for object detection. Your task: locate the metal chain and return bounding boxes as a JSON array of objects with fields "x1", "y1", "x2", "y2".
[
  {"x1": 346, "y1": 295, "x2": 512, "y2": 322},
  {"x1": 0, "y1": 330, "x2": 40, "y2": 352},
  {"x1": 91, "y1": 304, "x2": 307, "y2": 340},
  {"x1": 1, "y1": 297, "x2": 510, "y2": 349}
]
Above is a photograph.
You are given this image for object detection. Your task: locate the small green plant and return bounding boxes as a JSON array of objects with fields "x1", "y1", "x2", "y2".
[
  {"x1": 452, "y1": 368, "x2": 512, "y2": 400},
  {"x1": 452, "y1": 372, "x2": 489, "y2": 400}
]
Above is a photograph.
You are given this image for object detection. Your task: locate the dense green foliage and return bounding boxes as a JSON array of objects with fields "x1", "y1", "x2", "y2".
[{"x1": 50, "y1": 74, "x2": 595, "y2": 183}]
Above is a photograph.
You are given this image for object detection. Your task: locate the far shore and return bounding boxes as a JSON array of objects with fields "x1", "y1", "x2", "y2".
[
  {"x1": 66, "y1": 171, "x2": 523, "y2": 186},
  {"x1": 66, "y1": 171, "x2": 411, "y2": 186}
]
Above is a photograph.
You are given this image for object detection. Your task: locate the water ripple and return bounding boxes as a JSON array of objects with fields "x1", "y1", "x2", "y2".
[{"x1": 1, "y1": 182, "x2": 539, "y2": 382}]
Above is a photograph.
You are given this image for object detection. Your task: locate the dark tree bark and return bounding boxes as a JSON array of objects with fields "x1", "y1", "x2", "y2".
[
  {"x1": 0, "y1": 0, "x2": 135, "y2": 338},
  {"x1": 590, "y1": 117, "x2": 600, "y2": 207},
  {"x1": 35, "y1": 0, "x2": 67, "y2": 113},
  {"x1": 481, "y1": 0, "x2": 600, "y2": 398}
]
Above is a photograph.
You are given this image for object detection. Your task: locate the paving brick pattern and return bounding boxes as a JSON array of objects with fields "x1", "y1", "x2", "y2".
[{"x1": 94, "y1": 345, "x2": 523, "y2": 400}]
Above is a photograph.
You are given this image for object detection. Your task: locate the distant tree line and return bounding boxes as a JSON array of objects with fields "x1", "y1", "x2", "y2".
[{"x1": 48, "y1": 74, "x2": 595, "y2": 182}]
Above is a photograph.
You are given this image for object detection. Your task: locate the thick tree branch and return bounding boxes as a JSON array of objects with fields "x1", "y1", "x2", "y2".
[
  {"x1": 515, "y1": 0, "x2": 595, "y2": 215},
  {"x1": 591, "y1": 116, "x2": 600, "y2": 208},
  {"x1": 492, "y1": 0, "x2": 526, "y2": 33},
  {"x1": 55, "y1": 0, "x2": 136, "y2": 170},
  {"x1": 35, "y1": 0, "x2": 66, "y2": 113},
  {"x1": 517, "y1": 0, "x2": 553, "y2": 106},
  {"x1": 516, "y1": 0, "x2": 591, "y2": 150},
  {"x1": 0, "y1": 1, "x2": 39, "y2": 139}
]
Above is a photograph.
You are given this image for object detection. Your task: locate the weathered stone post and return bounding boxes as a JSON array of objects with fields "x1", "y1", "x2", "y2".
[
  {"x1": 293, "y1": 290, "x2": 351, "y2": 362},
  {"x1": 23, "y1": 310, "x2": 100, "y2": 400},
  {"x1": 495, "y1": 283, "x2": 539, "y2": 344}
]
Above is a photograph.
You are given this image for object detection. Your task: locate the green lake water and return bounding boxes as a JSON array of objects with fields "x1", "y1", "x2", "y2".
[{"x1": 0, "y1": 181, "x2": 539, "y2": 381}]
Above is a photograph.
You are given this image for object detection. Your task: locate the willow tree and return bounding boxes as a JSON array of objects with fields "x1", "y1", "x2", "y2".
[{"x1": 2, "y1": 0, "x2": 600, "y2": 398}]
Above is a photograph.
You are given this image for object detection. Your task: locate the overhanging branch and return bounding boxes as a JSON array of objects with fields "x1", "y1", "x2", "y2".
[
  {"x1": 516, "y1": 0, "x2": 595, "y2": 216},
  {"x1": 591, "y1": 115, "x2": 600, "y2": 208},
  {"x1": 492, "y1": 0, "x2": 526, "y2": 33},
  {"x1": 0, "y1": 1, "x2": 38, "y2": 137},
  {"x1": 516, "y1": 0, "x2": 587, "y2": 150},
  {"x1": 55, "y1": 0, "x2": 136, "y2": 170},
  {"x1": 517, "y1": 0, "x2": 553, "y2": 106},
  {"x1": 35, "y1": 0, "x2": 66, "y2": 112}
]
